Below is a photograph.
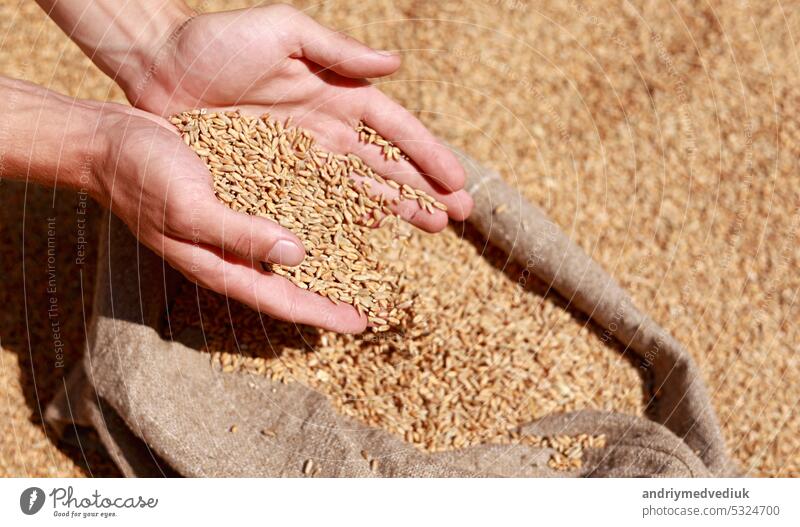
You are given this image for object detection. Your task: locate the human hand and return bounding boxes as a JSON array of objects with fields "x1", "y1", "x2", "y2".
[
  {"x1": 37, "y1": 1, "x2": 474, "y2": 332},
  {"x1": 96, "y1": 106, "x2": 368, "y2": 332},
  {"x1": 0, "y1": 75, "x2": 365, "y2": 331},
  {"x1": 125, "y1": 3, "x2": 473, "y2": 230}
]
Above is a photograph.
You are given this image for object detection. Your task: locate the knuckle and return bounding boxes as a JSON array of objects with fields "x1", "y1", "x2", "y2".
[
  {"x1": 269, "y1": 3, "x2": 298, "y2": 18},
  {"x1": 164, "y1": 201, "x2": 194, "y2": 235},
  {"x1": 408, "y1": 206, "x2": 424, "y2": 224},
  {"x1": 225, "y1": 229, "x2": 255, "y2": 259},
  {"x1": 320, "y1": 308, "x2": 339, "y2": 330},
  {"x1": 283, "y1": 294, "x2": 301, "y2": 324},
  {"x1": 197, "y1": 259, "x2": 228, "y2": 293}
]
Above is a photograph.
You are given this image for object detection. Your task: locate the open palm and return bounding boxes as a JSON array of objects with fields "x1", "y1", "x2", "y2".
[
  {"x1": 106, "y1": 4, "x2": 473, "y2": 332},
  {"x1": 131, "y1": 4, "x2": 473, "y2": 230},
  {"x1": 97, "y1": 107, "x2": 369, "y2": 332}
]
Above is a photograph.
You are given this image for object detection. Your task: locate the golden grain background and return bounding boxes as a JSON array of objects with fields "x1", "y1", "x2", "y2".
[{"x1": 1, "y1": 0, "x2": 798, "y2": 477}]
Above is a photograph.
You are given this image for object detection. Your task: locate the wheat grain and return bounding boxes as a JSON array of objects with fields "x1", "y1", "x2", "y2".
[
  {"x1": 260, "y1": 429, "x2": 276, "y2": 438},
  {"x1": 356, "y1": 121, "x2": 406, "y2": 161},
  {"x1": 170, "y1": 223, "x2": 637, "y2": 471},
  {"x1": 171, "y1": 110, "x2": 443, "y2": 329}
]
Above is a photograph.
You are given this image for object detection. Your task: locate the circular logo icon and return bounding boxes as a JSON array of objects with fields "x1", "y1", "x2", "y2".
[{"x1": 20, "y1": 487, "x2": 45, "y2": 515}]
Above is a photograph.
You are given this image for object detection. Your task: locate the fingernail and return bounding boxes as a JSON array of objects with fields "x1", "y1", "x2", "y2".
[{"x1": 267, "y1": 240, "x2": 305, "y2": 266}]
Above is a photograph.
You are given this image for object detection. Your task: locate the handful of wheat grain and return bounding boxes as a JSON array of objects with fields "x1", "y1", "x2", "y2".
[{"x1": 171, "y1": 110, "x2": 445, "y2": 330}]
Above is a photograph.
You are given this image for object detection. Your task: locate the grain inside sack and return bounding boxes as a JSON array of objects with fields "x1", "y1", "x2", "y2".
[{"x1": 169, "y1": 109, "x2": 643, "y2": 470}]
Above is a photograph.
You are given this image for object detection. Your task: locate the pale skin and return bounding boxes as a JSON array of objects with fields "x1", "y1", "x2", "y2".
[{"x1": 7, "y1": 1, "x2": 473, "y2": 333}]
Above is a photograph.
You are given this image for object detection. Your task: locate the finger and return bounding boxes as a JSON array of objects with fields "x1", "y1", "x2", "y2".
[
  {"x1": 348, "y1": 138, "x2": 474, "y2": 222},
  {"x1": 362, "y1": 91, "x2": 466, "y2": 192},
  {"x1": 349, "y1": 173, "x2": 449, "y2": 232},
  {"x1": 281, "y1": 119, "x2": 472, "y2": 225},
  {"x1": 181, "y1": 199, "x2": 307, "y2": 267},
  {"x1": 164, "y1": 237, "x2": 368, "y2": 333},
  {"x1": 292, "y1": 122, "x2": 451, "y2": 231},
  {"x1": 139, "y1": 125, "x2": 306, "y2": 268},
  {"x1": 292, "y1": 13, "x2": 401, "y2": 78}
]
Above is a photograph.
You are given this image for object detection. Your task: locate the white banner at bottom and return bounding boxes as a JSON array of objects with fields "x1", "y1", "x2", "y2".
[{"x1": 0, "y1": 478, "x2": 797, "y2": 526}]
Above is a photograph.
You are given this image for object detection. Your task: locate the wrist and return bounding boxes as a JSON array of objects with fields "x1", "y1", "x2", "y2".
[
  {"x1": 0, "y1": 77, "x2": 124, "y2": 200},
  {"x1": 110, "y1": 1, "x2": 196, "y2": 101},
  {"x1": 37, "y1": 1, "x2": 194, "y2": 99}
]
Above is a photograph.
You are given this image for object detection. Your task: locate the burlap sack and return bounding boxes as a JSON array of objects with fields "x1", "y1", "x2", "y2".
[{"x1": 46, "y1": 151, "x2": 737, "y2": 477}]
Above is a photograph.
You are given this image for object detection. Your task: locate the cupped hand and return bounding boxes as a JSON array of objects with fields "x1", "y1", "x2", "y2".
[
  {"x1": 96, "y1": 106, "x2": 367, "y2": 333},
  {"x1": 129, "y1": 3, "x2": 473, "y2": 230}
]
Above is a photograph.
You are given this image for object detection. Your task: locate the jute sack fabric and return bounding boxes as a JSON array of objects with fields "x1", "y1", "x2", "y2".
[{"x1": 46, "y1": 151, "x2": 737, "y2": 477}]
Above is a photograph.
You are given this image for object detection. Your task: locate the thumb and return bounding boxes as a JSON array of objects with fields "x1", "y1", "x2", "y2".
[
  {"x1": 193, "y1": 201, "x2": 306, "y2": 267},
  {"x1": 294, "y1": 15, "x2": 401, "y2": 78}
]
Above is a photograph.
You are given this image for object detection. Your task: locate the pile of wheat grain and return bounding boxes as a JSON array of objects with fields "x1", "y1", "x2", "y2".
[{"x1": 170, "y1": 218, "x2": 645, "y2": 459}]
